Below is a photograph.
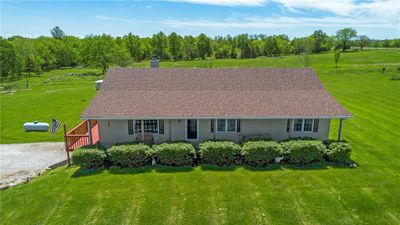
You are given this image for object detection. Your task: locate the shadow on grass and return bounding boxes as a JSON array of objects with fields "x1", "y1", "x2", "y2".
[
  {"x1": 282, "y1": 162, "x2": 329, "y2": 170},
  {"x1": 70, "y1": 159, "x2": 357, "y2": 177},
  {"x1": 200, "y1": 164, "x2": 237, "y2": 172},
  {"x1": 109, "y1": 166, "x2": 152, "y2": 175},
  {"x1": 244, "y1": 164, "x2": 283, "y2": 171},
  {"x1": 155, "y1": 166, "x2": 194, "y2": 173},
  {"x1": 71, "y1": 168, "x2": 106, "y2": 178}
]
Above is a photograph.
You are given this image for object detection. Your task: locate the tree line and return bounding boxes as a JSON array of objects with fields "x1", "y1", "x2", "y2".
[{"x1": 1, "y1": 26, "x2": 399, "y2": 79}]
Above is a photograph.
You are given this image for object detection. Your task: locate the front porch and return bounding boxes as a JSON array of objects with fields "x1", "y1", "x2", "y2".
[
  {"x1": 95, "y1": 118, "x2": 347, "y2": 147},
  {"x1": 63, "y1": 120, "x2": 99, "y2": 165}
]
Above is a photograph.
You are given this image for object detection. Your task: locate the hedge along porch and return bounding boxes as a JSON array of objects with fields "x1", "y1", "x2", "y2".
[{"x1": 81, "y1": 68, "x2": 352, "y2": 146}]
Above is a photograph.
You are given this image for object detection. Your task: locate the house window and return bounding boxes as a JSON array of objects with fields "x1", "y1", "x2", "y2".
[
  {"x1": 227, "y1": 119, "x2": 236, "y2": 132},
  {"x1": 303, "y1": 119, "x2": 313, "y2": 132},
  {"x1": 144, "y1": 120, "x2": 158, "y2": 133},
  {"x1": 217, "y1": 119, "x2": 238, "y2": 132},
  {"x1": 134, "y1": 120, "x2": 142, "y2": 133},
  {"x1": 292, "y1": 119, "x2": 316, "y2": 132},
  {"x1": 293, "y1": 119, "x2": 303, "y2": 132},
  {"x1": 135, "y1": 120, "x2": 159, "y2": 134},
  {"x1": 217, "y1": 119, "x2": 226, "y2": 132}
]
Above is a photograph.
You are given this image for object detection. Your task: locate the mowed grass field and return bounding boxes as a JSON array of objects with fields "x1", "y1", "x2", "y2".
[
  {"x1": 1, "y1": 49, "x2": 400, "y2": 224},
  {"x1": 0, "y1": 68, "x2": 101, "y2": 143}
]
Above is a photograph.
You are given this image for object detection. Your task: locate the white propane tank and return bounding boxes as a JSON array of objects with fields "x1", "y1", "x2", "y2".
[{"x1": 23, "y1": 121, "x2": 50, "y2": 132}]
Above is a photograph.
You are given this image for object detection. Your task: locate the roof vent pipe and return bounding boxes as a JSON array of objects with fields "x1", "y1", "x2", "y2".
[{"x1": 151, "y1": 56, "x2": 159, "y2": 68}]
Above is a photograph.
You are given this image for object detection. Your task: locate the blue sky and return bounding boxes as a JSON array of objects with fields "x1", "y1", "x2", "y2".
[{"x1": 1, "y1": 0, "x2": 399, "y2": 39}]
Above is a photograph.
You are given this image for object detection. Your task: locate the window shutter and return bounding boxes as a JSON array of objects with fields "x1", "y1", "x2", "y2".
[
  {"x1": 286, "y1": 119, "x2": 291, "y2": 132},
  {"x1": 313, "y1": 119, "x2": 319, "y2": 132},
  {"x1": 159, "y1": 120, "x2": 165, "y2": 134},
  {"x1": 210, "y1": 119, "x2": 215, "y2": 133},
  {"x1": 237, "y1": 119, "x2": 241, "y2": 133},
  {"x1": 128, "y1": 120, "x2": 134, "y2": 135}
]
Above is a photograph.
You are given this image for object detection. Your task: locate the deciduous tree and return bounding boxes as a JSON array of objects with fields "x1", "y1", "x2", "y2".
[
  {"x1": 50, "y1": 26, "x2": 65, "y2": 39},
  {"x1": 336, "y1": 28, "x2": 357, "y2": 51},
  {"x1": 196, "y1": 33, "x2": 212, "y2": 59}
]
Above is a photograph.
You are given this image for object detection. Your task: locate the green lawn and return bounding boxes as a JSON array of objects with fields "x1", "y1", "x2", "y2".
[
  {"x1": 1, "y1": 49, "x2": 400, "y2": 224},
  {"x1": 0, "y1": 68, "x2": 101, "y2": 143},
  {"x1": 1, "y1": 49, "x2": 399, "y2": 144}
]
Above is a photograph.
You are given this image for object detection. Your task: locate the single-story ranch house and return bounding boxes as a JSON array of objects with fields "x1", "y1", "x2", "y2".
[{"x1": 81, "y1": 67, "x2": 351, "y2": 147}]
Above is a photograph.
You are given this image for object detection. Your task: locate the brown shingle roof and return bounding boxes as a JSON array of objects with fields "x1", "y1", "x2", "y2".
[{"x1": 81, "y1": 68, "x2": 351, "y2": 119}]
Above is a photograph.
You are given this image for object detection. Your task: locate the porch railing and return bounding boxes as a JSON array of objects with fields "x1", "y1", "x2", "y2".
[{"x1": 64, "y1": 120, "x2": 98, "y2": 165}]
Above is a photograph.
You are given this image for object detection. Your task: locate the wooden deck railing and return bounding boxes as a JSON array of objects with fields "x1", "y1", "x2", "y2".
[{"x1": 64, "y1": 120, "x2": 99, "y2": 165}]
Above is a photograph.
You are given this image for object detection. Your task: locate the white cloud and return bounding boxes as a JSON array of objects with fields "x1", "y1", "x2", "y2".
[
  {"x1": 162, "y1": 0, "x2": 399, "y2": 31},
  {"x1": 166, "y1": 0, "x2": 399, "y2": 21},
  {"x1": 95, "y1": 15, "x2": 155, "y2": 24},
  {"x1": 166, "y1": 0, "x2": 267, "y2": 6},
  {"x1": 272, "y1": 0, "x2": 399, "y2": 19},
  {"x1": 162, "y1": 15, "x2": 397, "y2": 29}
]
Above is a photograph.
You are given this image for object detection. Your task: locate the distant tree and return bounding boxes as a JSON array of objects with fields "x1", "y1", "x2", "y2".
[
  {"x1": 182, "y1": 35, "x2": 197, "y2": 60},
  {"x1": 35, "y1": 37, "x2": 58, "y2": 70},
  {"x1": 297, "y1": 37, "x2": 314, "y2": 67},
  {"x1": 276, "y1": 35, "x2": 292, "y2": 55},
  {"x1": 250, "y1": 39, "x2": 264, "y2": 58},
  {"x1": 227, "y1": 35, "x2": 238, "y2": 58},
  {"x1": 334, "y1": 50, "x2": 341, "y2": 68},
  {"x1": 264, "y1": 36, "x2": 280, "y2": 56},
  {"x1": 357, "y1": 35, "x2": 370, "y2": 51},
  {"x1": 213, "y1": 36, "x2": 229, "y2": 59},
  {"x1": 80, "y1": 34, "x2": 124, "y2": 74},
  {"x1": 168, "y1": 32, "x2": 182, "y2": 61},
  {"x1": 336, "y1": 28, "x2": 357, "y2": 51},
  {"x1": 151, "y1": 31, "x2": 168, "y2": 61},
  {"x1": 123, "y1": 33, "x2": 142, "y2": 61},
  {"x1": 0, "y1": 38, "x2": 22, "y2": 78},
  {"x1": 196, "y1": 33, "x2": 212, "y2": 59},
  {"x1": 311, "y1": 30, "x2": 330, "y2": 52},
  {"x1": 236, "y1": 34, "x2": 251, "y2": 58},
  {"x1": 50, "y1": 26, "x2": 65, "y2": 39}
]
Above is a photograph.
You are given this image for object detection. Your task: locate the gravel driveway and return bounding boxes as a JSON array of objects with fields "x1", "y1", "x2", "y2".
[{"x1": 0, "y1": 142, "x2": 66, "y2": 188}]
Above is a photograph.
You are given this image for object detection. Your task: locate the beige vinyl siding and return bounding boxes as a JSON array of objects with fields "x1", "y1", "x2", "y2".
[{"x1": 98, "y1": 118, "x2": 331, "y2": 146}]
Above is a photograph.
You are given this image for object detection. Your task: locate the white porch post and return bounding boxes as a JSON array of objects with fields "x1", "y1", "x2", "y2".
[
  {"x1": 87, "y1": 120, "x2": 93, "y2": 145},
  {"x1": 338, "y1": 118, "x2": 343, "y2": 141}
]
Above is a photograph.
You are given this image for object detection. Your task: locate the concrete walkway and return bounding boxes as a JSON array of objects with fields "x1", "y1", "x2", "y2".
[{"x1": 0, "y1": 142, "x2": 66, "y2": 188}]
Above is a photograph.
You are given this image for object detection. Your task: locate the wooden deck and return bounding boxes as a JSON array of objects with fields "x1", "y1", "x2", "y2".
[{"x1": 64, "y1": 120, "x2": 99, "y2": 152}]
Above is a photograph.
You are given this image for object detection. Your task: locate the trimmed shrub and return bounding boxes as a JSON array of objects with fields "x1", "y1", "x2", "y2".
[
  {"x1": 241, "y1": 141, "x2": 282, "y2": 167},
  {"x1": 326, "y1": 142, "x2": 352, "y2": 162},
  {"x1": 71, "y1": 147, "x2": 107, "y2": 168},
  {"x1": 200, "y1": 141, "x2": 241, "y2": 166},
  {"x1": 79, "y1": 143, "x2": 107, "y2": 151},
  {"x1": 108, "y1": 144, "x2": 152, "y2": 167},
  {"x1": 281, "y1": 140, "x2": 326, "y2": 164},
  {"x1": 153, "y1": 142, "x2": 196, "y2": 166}
]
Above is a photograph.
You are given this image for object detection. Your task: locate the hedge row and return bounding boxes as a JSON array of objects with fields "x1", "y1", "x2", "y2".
[{"x1": 72, "y1": 140, "x2": 352, "y2": 168}]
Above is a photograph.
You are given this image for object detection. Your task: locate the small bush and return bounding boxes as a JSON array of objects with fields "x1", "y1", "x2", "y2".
[
  {"x1": 153, "y1": 142, "x2": 196, "y2": 166},
  {"x1": 282, "y1": 140, "x2": 326, "y2": 164},
  {"x1": 108, "y1": 144, "x2": 152, "y2": 167},
  {"x1": 71, "y1": 147, "x2": 107, "y2": 168},
  {"x1": 241, "y1": 141, "x2": 282, "y2": 167},
  {"x1": 326, "y1": 142, "x2": 352, "y2": 162},
  {"x1": 200, "y1": 141, "x2": 241, "y2": 166},
  {"x1": 390, "y1": 74, "x2": 400, "y2": 81},
  {"x1": 80, "y1": 143, "x2": 107, "y2": 151}
]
